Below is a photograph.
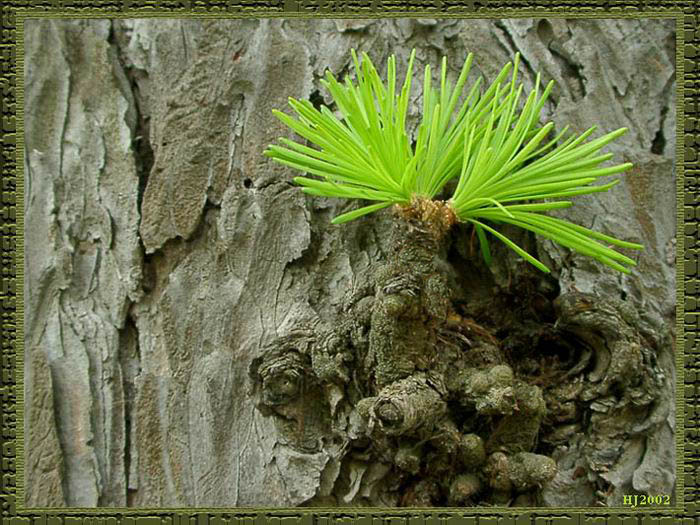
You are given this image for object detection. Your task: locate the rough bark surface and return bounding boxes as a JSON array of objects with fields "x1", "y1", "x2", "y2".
[{"x1": 24, "y1": 18, "x2": 676, "y2": 507}]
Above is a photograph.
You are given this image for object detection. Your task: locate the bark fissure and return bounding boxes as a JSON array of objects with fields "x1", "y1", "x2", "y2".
[
  {"x1": 546, "y1": 40, "x2": 587, "y2": 101},
  {"x1": 107, "y1": 20, "x2": 151, "y2": 505},
  {"x1": 109, "y1": 23, "x2": 154, "y2": 232},
  {"x1": 121, "y1": 312, "x2": 138, "y2": 505},
  {"x1": 651, "y1": 106, "x2": 668, "y2": 155},
  {"x1": 651, "y1": 74, "x2": 674, "y2": 156},
  {"x1": 494, "y1": 21, "x2": 537, "y2": 85}
]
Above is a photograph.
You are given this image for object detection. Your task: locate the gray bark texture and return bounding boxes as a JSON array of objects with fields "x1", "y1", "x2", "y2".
[{"x1": 24, "y1": 17, "x2": 676, "y2": 508}]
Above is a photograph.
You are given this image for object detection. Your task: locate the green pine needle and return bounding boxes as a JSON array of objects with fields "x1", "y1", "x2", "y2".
[{"x1": 264, "y1": 49, "x2": 644, "y2": 274}]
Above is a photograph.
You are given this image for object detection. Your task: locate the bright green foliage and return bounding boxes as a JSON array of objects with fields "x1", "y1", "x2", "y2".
[{"x1": 264, "y1": 49, "x2": 643, "y2": 274}]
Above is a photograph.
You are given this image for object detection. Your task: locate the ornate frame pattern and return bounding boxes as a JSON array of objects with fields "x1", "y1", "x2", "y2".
[{"x1": 1, "y1": 1, "x2": 693, "y2": 523}]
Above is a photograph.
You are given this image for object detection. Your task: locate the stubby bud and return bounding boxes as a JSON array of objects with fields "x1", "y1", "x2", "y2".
[
  {"x1": 507, "y1": 452, "x2": 557, "y2": 491},
  {"x1": 449, "y1": 473, "x2": 482, "y2": 505},
  {"x1": 460, "y1": 433, "x2": 487, "y2": 469}
]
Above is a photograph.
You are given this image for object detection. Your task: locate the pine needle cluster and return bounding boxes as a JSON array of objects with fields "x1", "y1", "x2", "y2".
[{"x1": 264, "y1": 49, "x2": 643, "y2": 273}]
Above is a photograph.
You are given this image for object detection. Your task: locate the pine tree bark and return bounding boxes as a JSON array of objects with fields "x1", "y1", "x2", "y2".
[{"x1": 24, "y1": 17, "x2": 676, "y2": 507}]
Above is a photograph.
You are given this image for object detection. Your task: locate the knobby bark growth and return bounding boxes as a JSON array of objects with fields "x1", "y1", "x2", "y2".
[{"x1": 251, "y1": 202, "x2": 668, "y2": 506}]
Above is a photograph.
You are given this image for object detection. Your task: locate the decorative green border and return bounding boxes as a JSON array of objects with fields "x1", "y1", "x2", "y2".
[{"x1": 1, "y1": 1, "x2": 694, "y2": 523}]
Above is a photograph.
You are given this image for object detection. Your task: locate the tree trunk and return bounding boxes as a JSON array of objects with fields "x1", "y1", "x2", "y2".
[{"x1": 24, "y1": 17, "x2": 676, "y2": 508}]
